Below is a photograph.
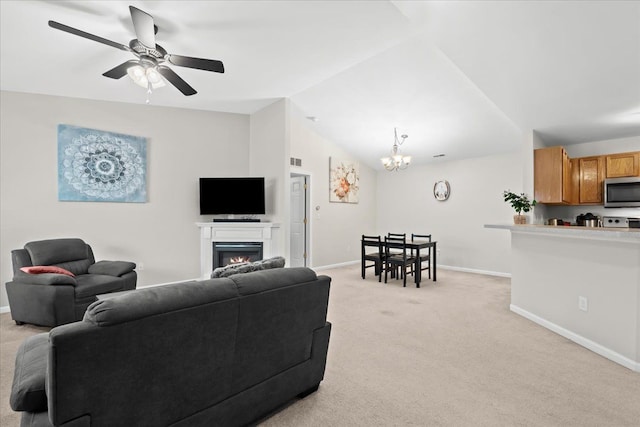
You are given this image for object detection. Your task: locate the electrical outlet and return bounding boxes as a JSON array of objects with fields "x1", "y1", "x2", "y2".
[
  {"x1": 578, "y1": 296, "x2": 588, "y2": 312},
  {"x1": 137, "y1": 262, "x2": 144, "y2": 271},
  {"x1": 437, "y1": 249, "x2": 441, "y2": 255}
]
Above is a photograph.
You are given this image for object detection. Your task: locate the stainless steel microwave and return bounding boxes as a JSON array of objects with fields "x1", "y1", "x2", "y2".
[{"x1": 604, "y1": 177, "x2": 640, "y2": 208}]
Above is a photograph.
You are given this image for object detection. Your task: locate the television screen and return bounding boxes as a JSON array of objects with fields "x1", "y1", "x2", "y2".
[{"x1": 199, "y1": 177, "x2": 266, "y2": 215}]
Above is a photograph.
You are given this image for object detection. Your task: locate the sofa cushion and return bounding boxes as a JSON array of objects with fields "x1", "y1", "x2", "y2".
[
  {"x1": 20, "y1": 266, "x2": 75, "y2": 277},
  {"x1": 10, "y1": 333, "x2": 49, "y2": 412},
  {"x1": 211, "y1": 256, "x2": 286, "y2": 279},
  {"x1": 211, "y1": 262, "x2": 255, "y2": 278},
  {"x1": 53, "y1": 259, "x2": 92, "y2": 276},
  {"x1": 255, "y1": 256, "x2": 285, "y2": 270},
  {"x1": 74, "y1": 274, "x2": 124, "y2": 299},
  {"x1": 88, "y1": 260, "x2": 136, "y2": 277},
  {"x1": 230, "y1": 267, "x2": 318, "y2": 296},
  {"x1": 83, "y1": 278, "x2": 240, "y2": 326},
  {"x1": 25, "y1": 238, "x2": 89, "y2": 266}
]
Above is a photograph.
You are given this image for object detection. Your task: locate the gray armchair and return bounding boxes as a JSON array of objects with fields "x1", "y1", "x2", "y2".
[{"x1": 6, "y1": 238, "x2": 137, "y2": 327}]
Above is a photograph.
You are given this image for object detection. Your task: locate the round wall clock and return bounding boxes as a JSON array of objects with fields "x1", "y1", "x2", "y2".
[{"x1": 433, "y1": 180, "x2": 450, "y2": 201}]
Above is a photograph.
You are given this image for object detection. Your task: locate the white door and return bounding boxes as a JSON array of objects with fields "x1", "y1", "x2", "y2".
[{"x1": 290, "y1": 175, "x2": 307, "y2": 267}]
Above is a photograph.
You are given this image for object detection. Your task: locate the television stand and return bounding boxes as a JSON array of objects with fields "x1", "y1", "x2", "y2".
[{"x1": 213, "y1": 218, "x2": 261, "y2": 223}]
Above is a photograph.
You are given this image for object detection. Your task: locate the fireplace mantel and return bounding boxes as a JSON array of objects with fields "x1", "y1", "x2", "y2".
[{"x1": 196, "y1": 222, "x2": 281, "y2": 279}]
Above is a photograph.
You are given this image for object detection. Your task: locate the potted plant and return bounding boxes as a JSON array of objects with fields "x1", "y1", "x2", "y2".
[{"x1": 503, "y1": 190, "x2": 537, "y2": 224}]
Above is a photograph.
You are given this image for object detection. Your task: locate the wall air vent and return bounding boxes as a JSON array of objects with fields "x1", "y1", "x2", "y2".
[{"x1": 290, "y1": 157, "x2": 302, "y2": 167}]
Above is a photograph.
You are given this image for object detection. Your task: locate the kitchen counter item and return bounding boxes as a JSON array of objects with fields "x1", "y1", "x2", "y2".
[
  {"x1": 547, "y1": 218, "x2": 564, "y2": 226},
  {"x1": 577, "y1": 213, "x2": 600, "y2": 227},
  {"x1": 603, "y1": 216, "x2": 629, "y2": 228}
]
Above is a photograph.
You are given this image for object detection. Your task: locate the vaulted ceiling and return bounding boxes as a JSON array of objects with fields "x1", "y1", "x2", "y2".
[{"x1": 2, "y1": 1, "x2": 638, "y2": 169}]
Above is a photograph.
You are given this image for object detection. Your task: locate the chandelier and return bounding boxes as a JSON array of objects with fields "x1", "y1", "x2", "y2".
[{"x1": 381, "y1": 128, "x2": 411, "y2": 171}]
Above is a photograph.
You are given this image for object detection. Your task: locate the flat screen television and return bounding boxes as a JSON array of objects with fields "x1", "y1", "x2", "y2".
[{"x1": 199, "y1": 177, "x2": 266, "y2": 215}]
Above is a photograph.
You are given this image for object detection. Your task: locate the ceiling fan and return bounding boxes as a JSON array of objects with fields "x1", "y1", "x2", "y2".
[{"x1": 48, "y1": 5, "x2": 224, "y2": 96}]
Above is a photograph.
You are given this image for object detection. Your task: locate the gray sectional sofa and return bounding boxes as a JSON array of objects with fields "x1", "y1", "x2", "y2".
[{"x1": 10, "y1": 267, "x2": 331, "y2": 427}]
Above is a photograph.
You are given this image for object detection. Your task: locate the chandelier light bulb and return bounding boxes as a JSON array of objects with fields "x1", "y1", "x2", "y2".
[{"x1": 381, "y1": 128, "x2": 411, "y2": 171}]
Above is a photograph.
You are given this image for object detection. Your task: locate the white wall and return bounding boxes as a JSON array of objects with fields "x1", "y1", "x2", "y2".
[
  {"x1": 376, "y1": 151, "x2": 522, "y2": 275},
  {"x1": 563, "y1": 135, "x2": 640, "y2": 158},
  {"x1": 511, "y1": 230, "x2": 640, "y2": 370},
  {"x1": 289, "y1": 105, "x2": 377, "y2": 268},
  {"x1": 249, "y1": 99, "x2": 289, "y2": 260},
  {"x1": 0, "y1": 91, "x2": 250, "y2": 308}
]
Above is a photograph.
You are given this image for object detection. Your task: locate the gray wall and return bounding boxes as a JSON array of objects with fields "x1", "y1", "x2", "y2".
[
  {"x1": 1, "y1": 91, "x2": 249, "y2": 308},
  {"x1": 376, "y1": 151, "x2": 523, "y2": 275},
  {"x1": 289, "y1": 104, "x2": 378, "y2": 268},
  {"x1": 249, "y1": 99, "x2": 290, "y2": 260}
]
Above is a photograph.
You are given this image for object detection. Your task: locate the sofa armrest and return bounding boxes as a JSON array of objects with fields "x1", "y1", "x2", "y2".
[
  {"x1": 12, "y1": 271, "x2": 76, "y2": 286},
  {"x1": 88, "y1": 261, "x2": 136, "y2": 277},
  {"x1": 10, "y1": 333, "x2": 49, "y2": 412}
]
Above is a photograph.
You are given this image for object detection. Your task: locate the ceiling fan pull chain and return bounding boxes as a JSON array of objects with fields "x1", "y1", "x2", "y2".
[{"x1": 146, "y1": 81, "x2": 153, "y2": 104}]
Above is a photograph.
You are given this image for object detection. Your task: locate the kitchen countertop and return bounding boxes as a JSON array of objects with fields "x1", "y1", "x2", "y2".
[{"x1": 485, "y1": 223, "x2": 640, "y2": 242}]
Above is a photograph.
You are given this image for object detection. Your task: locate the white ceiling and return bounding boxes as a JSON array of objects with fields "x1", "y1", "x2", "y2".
[{"x1": 2, "y1": 1, "x2": 639, "y2": 169}]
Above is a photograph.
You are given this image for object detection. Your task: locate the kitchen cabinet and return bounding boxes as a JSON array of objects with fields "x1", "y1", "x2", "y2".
[
  {"x1": 534, "y1": 146, "x2": 575, "y2": 204},
  {"x1": 605, "y1": 151, "x2": 640, "y2": 178},
  {"x1": 579, "y1": 156, "x2": 605, "y2": 204}
]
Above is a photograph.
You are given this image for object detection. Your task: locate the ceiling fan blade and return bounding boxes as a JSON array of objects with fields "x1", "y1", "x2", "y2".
[
  {"x1": 48, "y1": 20, "x2": 131, "y2": 52},
  {"x1": 129, "y1": 6, "x2": 156, "y2": 49},
  {"x1": 166, "y1": 54, "x2": 225, "y2": 73},
  {"x1": 157, "y1": 66, "x2": 197, "y2": 96},
  {"x1": 103, "y1": 60, "x2": 139, "y2": 79}
]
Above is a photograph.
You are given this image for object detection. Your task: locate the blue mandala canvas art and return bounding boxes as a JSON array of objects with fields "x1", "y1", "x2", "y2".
[{"x1": 58, "y1": 124, "x2": 147, "y2": 202}]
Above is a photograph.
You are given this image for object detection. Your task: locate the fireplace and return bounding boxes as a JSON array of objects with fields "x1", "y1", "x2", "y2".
[
  {"x1": 213, "y1": 242, "x2": 264, "y2": 269},
  {"x1": 197, "y1": 222, "x2": 280, "y2": 279}
]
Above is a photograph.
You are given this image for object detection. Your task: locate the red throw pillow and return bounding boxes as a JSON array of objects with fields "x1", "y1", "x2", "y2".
[{"x1": 20, "y1": 266, "x2": 75, "y2": 277}]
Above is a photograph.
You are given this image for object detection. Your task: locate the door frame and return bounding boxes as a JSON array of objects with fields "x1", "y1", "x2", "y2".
[{"x1": 289, "y1": 170, "x2": 312, "y2": 267}]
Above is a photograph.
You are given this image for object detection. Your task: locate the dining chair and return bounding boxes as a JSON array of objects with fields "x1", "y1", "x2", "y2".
[
  {"x1": 386, "y1": 233, "x2": 406, "y2": 278},
  {"x1": 361, "y1": 235, "x2": 384, "y2": 281},
  {"x1": 386, "y1": 233, "x2": 406, "y2": 255},
  {"x1": 384, "y1": 236, "x2": 415, "y2": 287},
  {"x1": 411, "y1": 233, "x2": 432, "y2": 280}
]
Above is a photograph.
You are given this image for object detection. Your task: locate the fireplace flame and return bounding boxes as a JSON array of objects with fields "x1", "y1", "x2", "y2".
[{"x1": 229, "y1": 256, "x2": 251, "y2": 264}]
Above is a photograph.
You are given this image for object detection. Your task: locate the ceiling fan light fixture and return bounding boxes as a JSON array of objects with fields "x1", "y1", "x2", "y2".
[{"x1": 127, "y1": 64, "x2": 166, "y2": 89}]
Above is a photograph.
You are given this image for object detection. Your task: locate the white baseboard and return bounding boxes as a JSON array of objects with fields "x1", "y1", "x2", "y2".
[
  {"x1": 0, "y1": 305, "x2": 10, "y2": 314},
  {"x1": 435, "y1": 264, "x2": 512, "y2": 278},
  {"x1": 138, "y1": 278, "x2": 201, "y2": 288},
  {"x1": 510, "y1": 304, "x2": 640, "y2": 373},
  {"x1": 312, "y1": 260, "x2": 359, "y2": 271},
  {"x1": 310, "y1": 261, "x2": 512, "y2": 279}
]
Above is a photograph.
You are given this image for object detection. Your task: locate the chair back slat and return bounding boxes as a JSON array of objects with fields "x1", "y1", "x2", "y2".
[{"x1": 411, "y1": 233, "x2": 431, "y2": 242}]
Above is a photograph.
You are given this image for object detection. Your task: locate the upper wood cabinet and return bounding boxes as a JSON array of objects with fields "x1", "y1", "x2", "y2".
[
  {"x1": 605, "y1": 152, "x2": 640, "y2": 178},
  {"x1": 579, "y1": 156, "x2": 605, "y2": 204},
  {"x1": 534, "y1": 147, "x2": 637, "y2": 205},
  {"x1": 534, "y1": 146, "x2": 574, "y2": 204}
]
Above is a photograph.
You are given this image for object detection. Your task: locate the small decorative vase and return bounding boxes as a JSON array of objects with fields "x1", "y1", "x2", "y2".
[{"x1": 513, "y1": 215, "x2": 527, "y2": 225}]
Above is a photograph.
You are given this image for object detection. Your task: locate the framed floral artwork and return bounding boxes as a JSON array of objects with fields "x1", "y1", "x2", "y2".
[
  {"x1": 329, "y1": 157, "x2": 359, "y2": 203},
  {"x1": 58, "y1": 124, "x2": 147, "y2": 202}
]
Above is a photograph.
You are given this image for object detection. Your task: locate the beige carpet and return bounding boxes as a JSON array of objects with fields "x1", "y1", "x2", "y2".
[{"x1": 2, "y1": 266, "x2": 640, "y2": 426}]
